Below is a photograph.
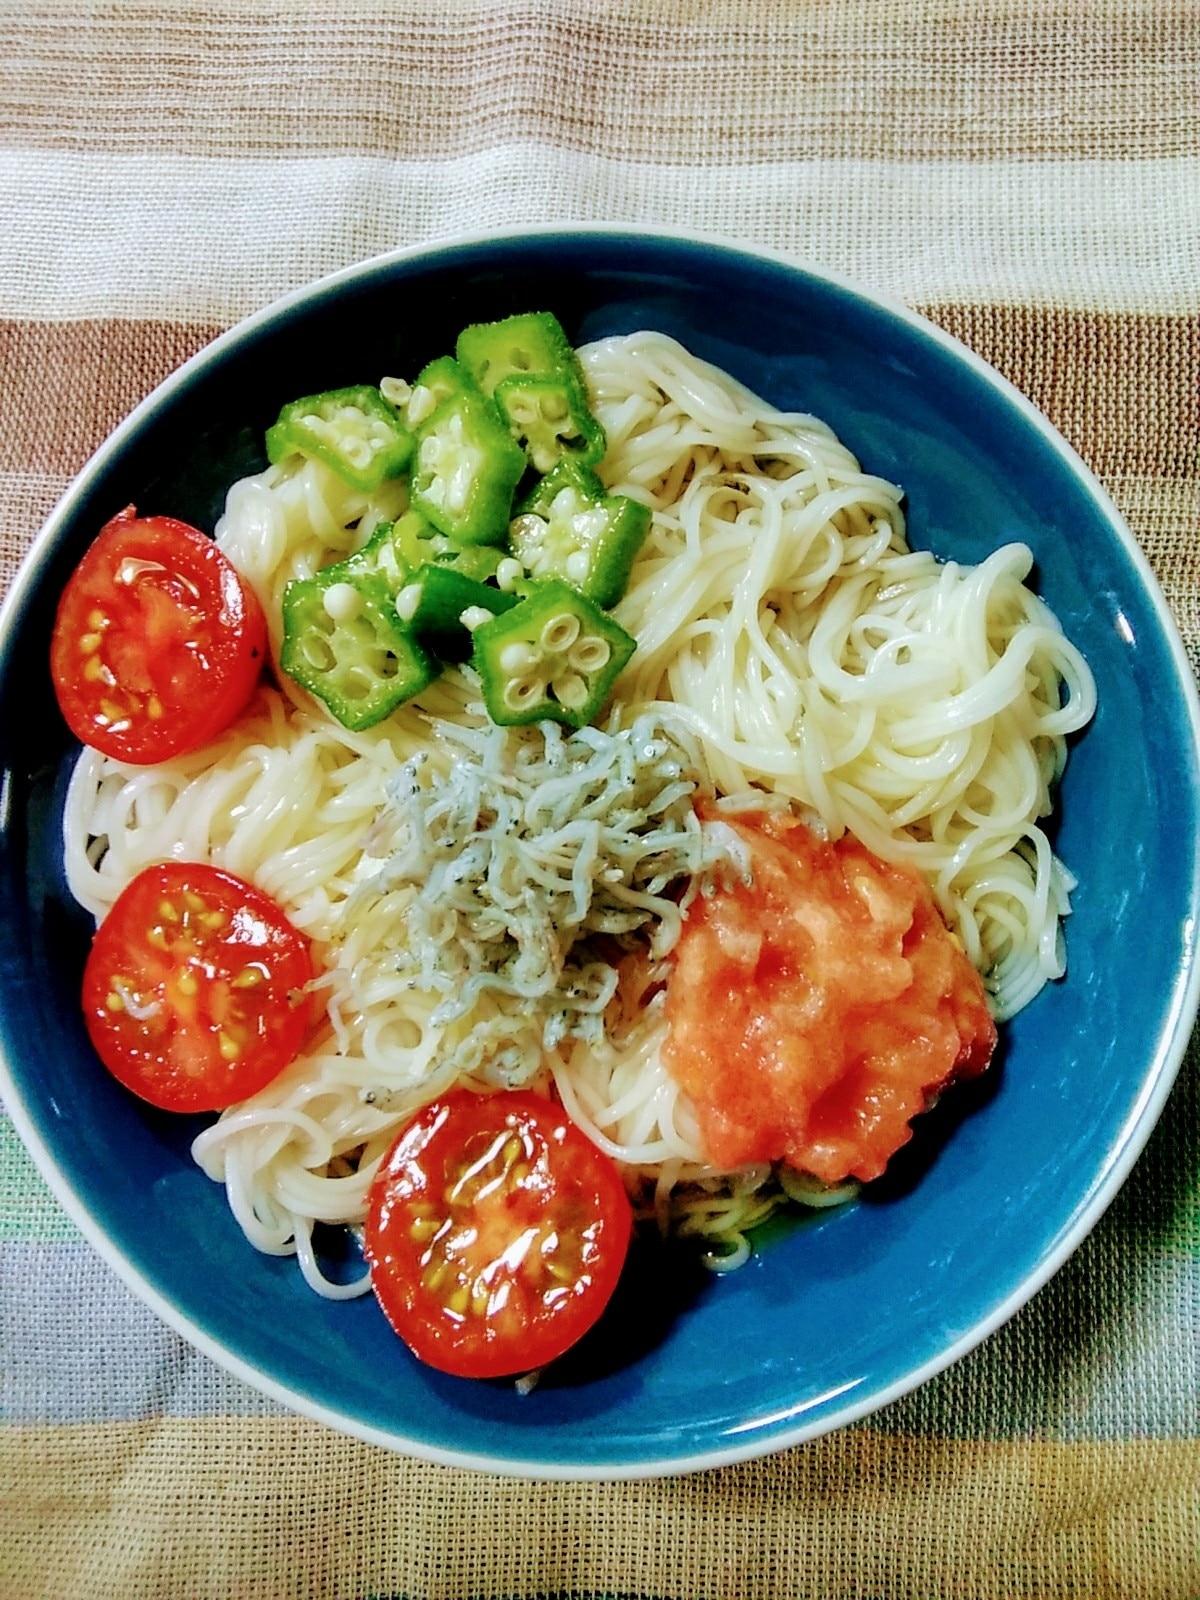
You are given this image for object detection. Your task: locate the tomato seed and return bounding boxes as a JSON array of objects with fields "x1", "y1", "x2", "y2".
[
  {"x1": 216, "y1": 1031, "x2": 240, "y2": 1062},
  {"x1": 176, "y1": 969, "x2": 199, "y2": 997},
  {"x1": 79, "y1": 632, "x2": 102, "y2": 655},
  {"x1": 158, "y1": 900, "x2": 180, "y2": 923}
]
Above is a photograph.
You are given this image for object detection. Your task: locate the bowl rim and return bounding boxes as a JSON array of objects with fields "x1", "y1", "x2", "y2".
[{"x1": 3, "y1": 221, "x2": 1199, "y2": 1480}]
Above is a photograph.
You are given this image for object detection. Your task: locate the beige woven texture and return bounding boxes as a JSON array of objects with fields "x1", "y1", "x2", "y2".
[{"x1": 1, "y1": 1, "x2": 1198, "y2": 1597}]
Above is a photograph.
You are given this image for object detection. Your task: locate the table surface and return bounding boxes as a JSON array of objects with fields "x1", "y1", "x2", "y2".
[{"x1": 1, "y1": 2, "x2": 1198, "y2": 1596}]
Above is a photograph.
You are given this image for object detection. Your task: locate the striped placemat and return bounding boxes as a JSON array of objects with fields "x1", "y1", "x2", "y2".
[{"x1": 1, "y1": 2, "x2": 1198, "y2": 1596}]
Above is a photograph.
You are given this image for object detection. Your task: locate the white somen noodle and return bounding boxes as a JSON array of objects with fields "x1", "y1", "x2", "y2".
[{"x1": 63, "y1": 331, "x2": 1096, "y2": 1290}]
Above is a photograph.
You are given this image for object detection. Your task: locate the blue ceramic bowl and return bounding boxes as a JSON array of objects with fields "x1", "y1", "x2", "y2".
[{"x1": 2, "y1": 228, "x2": 1198, "y2": 1479}]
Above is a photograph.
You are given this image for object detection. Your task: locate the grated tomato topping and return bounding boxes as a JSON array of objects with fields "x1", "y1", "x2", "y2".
[{"x1": 661, "y1": 806, "x2": 997, "y2": 1185}]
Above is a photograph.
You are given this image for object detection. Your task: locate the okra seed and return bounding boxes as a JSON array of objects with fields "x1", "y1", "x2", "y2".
[
  {"x1": 395, "y1": 584, "x2": 422, "y2": 623},
  {"x1": 406, "y1": 385, "x2": 436, "y2": 426},
  {"x1": 498, "y1": 640, "x2": 541, "y2": 675},
  {"x1": 446, "y1": 461, "x2": 473, "y2": 512},
  {"x1": 568, "y1": 635, "x2": 611, "y2": 672},
  {"x1": 504, "y1": 673, "x2": 546, "y2": 711},
  {"x1": 344, "y1": 668, "x2": 376, "y2": 698},
  {"x1": 322, "y1": 582, "x2": 362, "y2": 623},
  {"x1": 495, "y1": 557, "x2": 524, "y2": 591},
  {"x1": 459, "y1": 606, "x2": 494, "y2": 632},
  {"x1": 551, "y1": 672, "x2": 589, "y2": 710},
  {"x1": 380, "y1": 375, "x2": 411, "y2": 408},
  {"x1": 565, "y1": 550, "x2": 590, "y2": 585},
  {"x1": 573, "y1": 507, "x2": 610, "y2": 541},
  {"x1": 301, "y1": 636, "x2": 337, "y2": 672},
  {"x1": 508, "y1": 514, "x2": 546, "y2": 549},
  {"x1": 540, "y1": 613, "x2": 580, "y2": 652},
  {"x1": 550, "y1": 489, "x2": 581, "y2": 520}
]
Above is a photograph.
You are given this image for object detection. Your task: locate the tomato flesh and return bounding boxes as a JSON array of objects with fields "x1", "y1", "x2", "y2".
[
  {"x1": 662, "y1": 807, "x2": 998, "y2": 1185},
  {"x1": 50, "y1": 506, "x2": 267, "y2": 764},
  {"x1": 82, "y1": 862, "x2": 315, "y2": 1113},
  {"x1": 365, "y1": 1090, "x2": 633, "y2": 1379}
]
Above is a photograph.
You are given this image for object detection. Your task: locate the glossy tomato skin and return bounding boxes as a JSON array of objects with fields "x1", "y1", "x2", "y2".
[
  {"x1": 365, "y1": 1090, "x2": 633, "y2": 1380},
  {"x1": 50, "y1": 506, "x2": 267, "y2": 764},
  {"x1": 82, "y1": 862, "x2": 315, "y2": 1113}
]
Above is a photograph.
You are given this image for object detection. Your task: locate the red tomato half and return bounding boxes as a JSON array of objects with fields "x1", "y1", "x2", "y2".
[
  {"x1": 365, "y1": 1090, "x2": 633, "y2": 1379},
  {"x1": 82, "y1": 862, "x2": 315, "y2": 1113},
  {"x1": 50, "y1": 506, "x2": 267, "y2": 764}
]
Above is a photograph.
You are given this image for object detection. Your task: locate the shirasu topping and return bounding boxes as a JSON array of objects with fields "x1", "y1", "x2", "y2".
[{"x1": 351, "y1": 709, "x2": 746, "y2": 1086}]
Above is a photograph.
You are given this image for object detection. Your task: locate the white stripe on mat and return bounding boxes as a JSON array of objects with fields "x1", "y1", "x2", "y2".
[{"x1": 2, "y1": 148, "x2": 1197, "y2": 322}]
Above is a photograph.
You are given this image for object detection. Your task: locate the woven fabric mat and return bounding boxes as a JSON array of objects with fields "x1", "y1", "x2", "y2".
[{"x1": 2, "y1": 2, "x2": 1198, "y2": 1596}]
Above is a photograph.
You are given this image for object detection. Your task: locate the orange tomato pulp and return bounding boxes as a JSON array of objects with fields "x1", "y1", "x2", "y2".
[{"x1": 662, "y1": 807, "x2": 997, "y2": 1185}]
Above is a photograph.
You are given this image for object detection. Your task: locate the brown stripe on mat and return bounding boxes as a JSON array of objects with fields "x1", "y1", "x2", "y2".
[
  {"x1": 1110, "y1": 475, "x2": 1200, "y2": 670},
  {"x1": 0, "y1": 469, "x2": 72, "y2": 591},
  {"x1": 919, "y1": 305, "x2": 1200, "y2": 481},
  {"x1": 0, "y1": 320, "x2": 224, "y2": 481},
  {"x1": 1, "y1": 1, "x2": 1196, "y2": 163},
  {"x1": 1, "y1": 309, "x2": 1195, "y2": 490},
  {"x1": 1, "y1": 1417, "x2": 1197, "y2": 1600}
]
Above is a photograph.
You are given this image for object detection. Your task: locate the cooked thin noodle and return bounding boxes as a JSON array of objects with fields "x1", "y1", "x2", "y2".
[
  {"x1": 62, "y1": 331, "x2": 1096, "y2": 1293},
  {"x1": 587, "y1": 333, "x2": 1095, "y2": 1017}
]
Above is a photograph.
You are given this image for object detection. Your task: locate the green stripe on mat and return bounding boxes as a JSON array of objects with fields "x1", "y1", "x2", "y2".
[
  {"x1": 1, "y1": 1417, "x2": 1197, "y2": 1600},
  {"x1": 0, "y1": 1114, "x2": 79, "y2": 1243}
]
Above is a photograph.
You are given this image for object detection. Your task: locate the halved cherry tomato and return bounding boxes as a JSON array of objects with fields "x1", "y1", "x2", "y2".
[
  {"x1": 365, "y1": 1089, "x2": 633, "y2": 1379},
  {"x1": 50, "y1": 506, "x2": 267, "y2": 764},
  {"x1": 81, "y1": 862, "x2": 315, "y2": 1113}
]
